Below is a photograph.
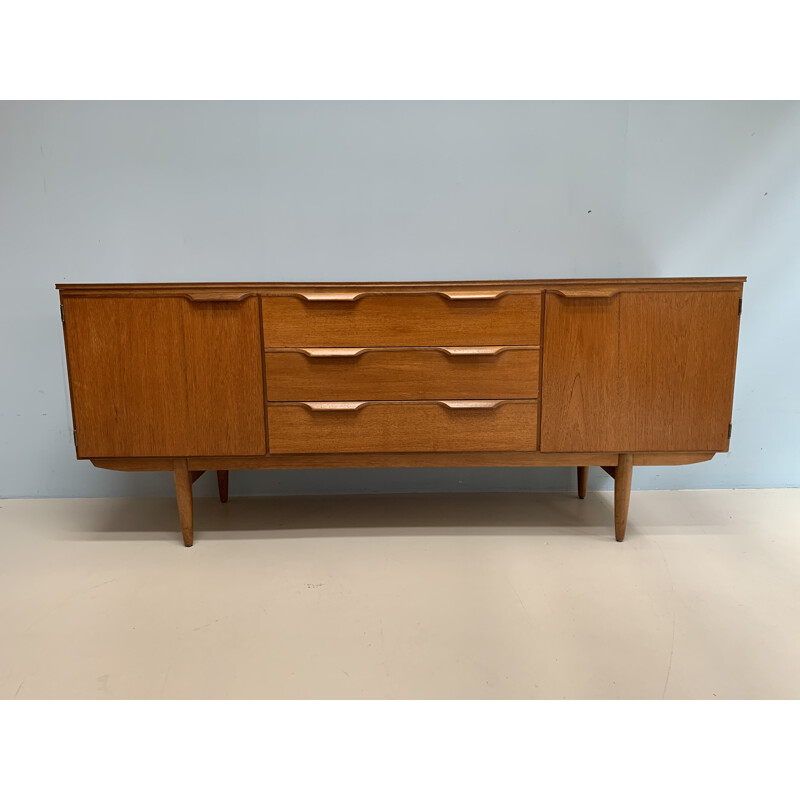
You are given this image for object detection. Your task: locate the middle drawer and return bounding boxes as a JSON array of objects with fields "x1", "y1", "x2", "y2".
[{"x1": 264, "y1": 346, "x2": 540, "y2": 401}]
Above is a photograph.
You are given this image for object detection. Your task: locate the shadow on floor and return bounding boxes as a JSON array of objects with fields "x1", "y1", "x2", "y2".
[
  {"x1": 47, "y1": 490, "x2": 735, "y2": 544},
  {"x1": 50, "y1": 492, "x2": 617, "y2": 542}
]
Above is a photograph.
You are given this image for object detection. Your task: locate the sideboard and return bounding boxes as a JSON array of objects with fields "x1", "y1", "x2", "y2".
[{"x1": 56, "y1": 278, "x2": 745, "y2": 546}]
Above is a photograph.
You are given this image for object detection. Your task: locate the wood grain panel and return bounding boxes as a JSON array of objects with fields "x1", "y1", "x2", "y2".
[
  {"x1": 540, "y1": 293, "x2": 621, "y2": 452},
  {"x1": 261, "y1": 293, "x2": 541, "y2": 347},
  {"x1": 617, "y1": 291, "x2": 740, "y2": 451},
  {"x1": 264, "y1": 347, "x2": 539, "y2": 401},
  {"x1": 540, "y1": 290, "x2": 741, "y2": 452},
  {"x1": 267, "y1": 400, "x2": 539, "y2": 454},
  {"x1": 63, "y1": 296, "x2": 266, "y2": 457}
]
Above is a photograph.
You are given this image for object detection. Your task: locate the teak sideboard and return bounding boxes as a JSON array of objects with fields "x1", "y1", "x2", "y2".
[{"x1": 56, "y1": 278, "x2": 745, "y2": 546}]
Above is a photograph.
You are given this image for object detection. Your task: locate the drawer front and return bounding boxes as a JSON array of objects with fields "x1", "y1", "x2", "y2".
[
  {"x1": 264, "y1": 346, "x2": 540, "y2": 401},
  {"x1": 267, "y1": 400, "x2": 539, "y2": 453},
  {"x1": 261, "y1": 291, "x2": 542, "y2": 347}
]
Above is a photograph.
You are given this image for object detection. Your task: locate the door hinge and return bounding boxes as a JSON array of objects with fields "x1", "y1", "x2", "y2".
[
  {"x1": 60, "y1": 304, "x2": 65, "y2": 323},
  {"x1": 728, "y1": 423, "x2": 732, "y2": 439},
  {"x1": 73, "y1": 428, "x2": 78, "y2": 447},
  {"x1": 738, "y1": 298, "x2": 742, "y2": 316}
]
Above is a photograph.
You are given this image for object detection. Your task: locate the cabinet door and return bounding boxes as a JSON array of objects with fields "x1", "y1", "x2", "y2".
[
  {"x1": 540, "y1": 290, "x2": 741, "y2": 452},
  {"x1": 63, "y1": 296, "x2": 266, "y2": 457}
]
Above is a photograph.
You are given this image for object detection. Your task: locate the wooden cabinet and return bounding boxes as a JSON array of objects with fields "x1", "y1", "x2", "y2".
[{"x1": 56, "y1": 278, "x2": 744, "y2": 546}]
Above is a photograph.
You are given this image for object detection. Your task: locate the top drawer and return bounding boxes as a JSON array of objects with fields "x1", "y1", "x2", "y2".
[{"x1": 261, "y1": 290, "x2": 542, "y2": 347}]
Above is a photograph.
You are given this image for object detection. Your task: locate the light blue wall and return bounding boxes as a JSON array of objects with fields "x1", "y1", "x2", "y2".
[{"x1": 1, "y1": 101, "x2": 798, "y2": 498}]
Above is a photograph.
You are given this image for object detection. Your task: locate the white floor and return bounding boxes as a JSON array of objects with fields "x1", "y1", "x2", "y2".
[{"x1": 0, "y1": 489, "x2": 798, "y2": 700}]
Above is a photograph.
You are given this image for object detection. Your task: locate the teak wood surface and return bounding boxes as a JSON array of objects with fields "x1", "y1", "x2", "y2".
[
  {"x1": 57, "y1": 277, "x2": 745, "y2": 296},
  {"x1": 57, "y1": 278, "x2": 745, "y2": 545},
  {"x1": 540, "y1": 290, "x2": 742, "y2": 452},
  {"x1": 89, "y1": 451, "x2": 717, "y2": 471},
  {"x1": 264, "y1": 347, "x2": 540, "y2": 401},
  {"x1": 267, "y1": 400, "x2": 540, "y2": 454},
  {"x1": 62, "y1": 296, "x2": 266, "y2": 457},
  {"x1": 261, "y1": 293, "x2": 542, "y2": 347}
]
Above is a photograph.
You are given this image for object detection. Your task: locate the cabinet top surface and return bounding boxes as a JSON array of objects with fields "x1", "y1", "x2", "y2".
[{"x1": 57, "y1": 277, "x2": 746, "y2": 293}]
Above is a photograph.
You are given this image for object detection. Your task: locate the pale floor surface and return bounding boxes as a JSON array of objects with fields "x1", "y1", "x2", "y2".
[{"x1": 0, "y1": 489, "x2": 798, "y2": 700}]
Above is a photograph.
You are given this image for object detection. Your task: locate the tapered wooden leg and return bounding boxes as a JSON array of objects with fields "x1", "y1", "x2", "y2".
[
  {"x1": 577, "y1": 466, "x2": 588, "y2": 499},
  {"x1": 614, "y1": 453, "x2": 634, "y2": 542},
  {"x1": 173, "y1": 458, "x2": 194, "y2": 547},
  {"x1": 217, "y1": 470, "x2": 229, "y2": 503}
]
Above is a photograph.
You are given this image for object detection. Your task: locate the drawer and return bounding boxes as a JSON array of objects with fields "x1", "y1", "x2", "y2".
[
  {"x1": 267, "y1": 400, "x2": 539, "y2": 453},
  {"x1": 264, "y1": 346, "x2": 540, "y2": 401},
  {"x1": 261, "y1": 290, "x2": 541, "y2": 347}
]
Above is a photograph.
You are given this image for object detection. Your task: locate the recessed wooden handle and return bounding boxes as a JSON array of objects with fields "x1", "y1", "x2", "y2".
[
  {"x1": 438, "y1": 346, "x2": 508, "y2": 356},
  {"x1": 292, "y1": 290, "x2": 508, "y2": 303},
  {"x1": 184, "y1": 291, "x2": 254, "y2": 302},
  {"x1": 293, "y1": 400, "x2": 511, "y2": 412},
  {"x1": 437, "y1": 400, "x2": 508, "y2": 409},
  {"x1": 298, "y1": 401, "x2": 369, "y2": 411},
  {"x1": 550, "y1": 289, "x2": 619, "y2": 299},
  {"x1": 295, "y1": 348, "x2": 367, "y2": 358},
  {"x1": 438, "y1": 291, "x2": 505, "y2": 301},
  {"x1": 287, "y1": 346, "x2": 516, "y2": 358},
  {"x1": 296, "y1": 292, "x2": 364, "y2": 302}
]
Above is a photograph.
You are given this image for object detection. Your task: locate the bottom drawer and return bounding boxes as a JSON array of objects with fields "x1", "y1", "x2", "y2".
[{"x1": 267, "y1": 400, "x2": 539, "y2": 454}]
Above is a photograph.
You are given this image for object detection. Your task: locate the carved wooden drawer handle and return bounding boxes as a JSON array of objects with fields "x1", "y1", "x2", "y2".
[
  {"x1": 294, "y1": 400, "x2": 511, "y2": 412},
  {"x1": 294, "y1": 348, "x2": 367, "y2": 358},
  {"x1": 438, "y1": 291, "x2": 505, "y2": 301},
  {"x1": 183, "y1": 291, "x2": 254, "y2": 302},
  {"x1": 298, "y1": 402, "x2": 370, "y2": 411},
  {"x1": 550, "y1": 288, "x2": 619, "y2": 299},
  {"x1": 288, "y1": 346, "x2": 515, "y2": 358},
  {"x1": 293, "y1": 290, "x2": 508, "y2": 302},
  {"x1": 437, "y1": 346, "x2": 508, "y2": 356},
  {"x1": 436, "y1": 400, "x2": 509, "y2": 409}
]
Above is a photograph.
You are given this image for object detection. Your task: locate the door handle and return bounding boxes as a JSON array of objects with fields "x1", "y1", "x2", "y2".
[
  {"x1": 183, "y1": 291, "x2": 254, "y2": 302},
  {"x1": 550, "y1": 288, "x2": 619, "y2": 299}
]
